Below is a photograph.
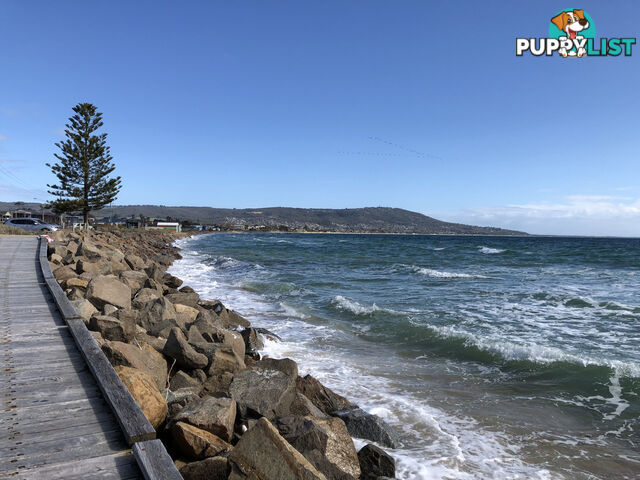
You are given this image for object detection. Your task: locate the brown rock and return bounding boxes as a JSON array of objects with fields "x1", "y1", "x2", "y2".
[
  {"x1": 120, "y1": 270, "x2": 149, "y2": 292},
  {"x1": 165, "y1": 292, "x2": 200, "y2": 308},
  {"x1": 172, "y1": 396, "x2": 237, "y2": 442},
  {"x1": 163, "y1": 327, "x2": 209, "y2": 370},
  {"x1": 229, "y1": 417, "x2": 326, "y2": 480},
  {"x1": 180, "y1": 457, "x2": 229, "y2": 480},
  {"x1": 115, "y1": 365, "x2": 167, "y2": 429},
  {"x1": 171, "y1": 421, "x2": 232, "y2": 459},
  {"x1": 53, "y1": 265, "x2": 78, "y2": 284},
  {"x1": 89, "y1": 315, "x2": 135, "y2": 343},
  {"x1": 102, "y1": 341, "x2": 168, "y2": 390},
  {"x1": 70, "y1": 298, "x2": 98, "y2": 323},
  {"x1": 66, "y1": 277, "x2": 89, "y2": 289},
  {"x1": 86, "y1": 275, "x2": 132, "y2": 310},
  {"x1": 229, "y1": 368, "x2": 296, "y2": 420},
  {"x1": 296, "y1": 375, "x2": 352, "y2": 416}
]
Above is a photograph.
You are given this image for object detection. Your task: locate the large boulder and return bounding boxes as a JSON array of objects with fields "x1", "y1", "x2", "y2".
[
  {"x1": 275, "y1": 416, "x2": 360, "y2": 480},
  {"x1": 332, "y1": 408, "x2": 398, "y2": 449},
  {"x1": 229, "y1": 417, "x2": 326, "y2": 480},
  {"x1": 171, "y1": 421, "x2": 232, "y2": 459},
  {"x1": 291, "y1": 393, "x2": 329, "y2": 419},
  {"x1": 163, "y1": 273, "x2": 184, "y2": 289},
  {"x1": 88, "y1": 315, "x2": 135, "y2": 342},
  {"x1": 255, "y1": 357, "x2": 298, "y2": 378},
  {"x1": 76, "y1": 239, "x2": 103, "y2": 260},
  {"x1": 193, "y1": 343, "x2": 245, "y2": 376},
  {"x1": 230, "y1": 368, "x2": 296, "y2": 420},
  {"x1": 132, "y1": 288, "x2": 162, "y2": 309},
  {"x1": 172, "y1": 396, "x2": 237, "y2": 442},
  {"x1": 357, "y1": 444, "x2": 396, "y2": 480},
  {"x1": 163, "y1": 327, "x2": 209, "y2": 370},
  {"x1": 124, "y1": 253, "x2": 146, "y2": 270},
  {"x1": 115, "y1": 366, "x2": 167, "y2": 429},
  {"x1": 169, "y1": 370, "x2": 203, "y2": 392},
  {"x1": 138, "y1": 297, "x2": 178, "y2": 333},
  {"x1": 297, "y1": 375, "x2": 353, "y2": 416},
  {"x1": 70, "y1": 298, "x2": 98, "y2": 323},
  {"x1": 86, "y1": 275, "x2": 131, "y2": 310},
  {"x1": 241, "y1": 328, "x2": 264, "y2": 356},
  {"x1": 166, "y1": 291, "x2": 200, "y2": 308},
  {"x1": 53, "y1": 265, "x2": 78, "y2": 284},
  {"x1": 102, "y1": 341, "x2": 168, "y2": 390},
  {"x1": 175, "y1": 303, "x2": 200, "y2": 323},
  {"x1": 76, "y1": 258, "x2": 112, "y2": 276},
  {"x1": 179, "y1": 457, "x2": 229, "y2": 480},
  {"x1": 120, "y1": 270, "x2": 149, "y2": 293}
]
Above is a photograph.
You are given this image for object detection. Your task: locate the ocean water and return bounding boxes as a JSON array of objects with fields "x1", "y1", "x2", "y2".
[{"x1": 168, "y1": 233, "x2": 640, "y2": 480}]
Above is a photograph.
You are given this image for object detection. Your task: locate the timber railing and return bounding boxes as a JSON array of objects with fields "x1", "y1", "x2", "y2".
[{"x1": 38, "y1": 237, "x2": 182, "y2": 480}]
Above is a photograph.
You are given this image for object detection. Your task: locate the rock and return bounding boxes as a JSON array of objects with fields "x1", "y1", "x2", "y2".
[
  {"x1": 115, "y1": 365, "x2": 167, "y2": 429},
  {"x1": 172, "y1": 396, "x2": 237, "y2": 442},
  {"x1": 194, "y1": 343, "x2": 245, "y2": 375},
  {"x1": 163, "y1": 327, "x2": 208, "y2": 370},
  {"x1": 176, "y1": 303, "x2": 200, "y2": 323},
  {"x1": 137, "y1": 297, "x2": 178, "y2": 333},
  {"x1": 102, "y1": 304, "x2": 118, "y2": 316},
  {"x1": 357, "y1": 444, "x2": 396, "y2": 480},
  {"x1": 77, "y1": 259, "x2": 112, "y2": 276},
  {"x1": 230, "y1": 368, "x2": 296, "y2": 420},
  {"x1": 179, "y1": 457, "x2": 229, "y2": 480},
  {"x1": 187, "y1": 325, "x2": 207, "y2": 345},
  {"x1": 120, "y1": 270, "x2": 149, "y2": 293},
  {"x1": 163, "y1": 273, "x2": 183, "y2": 289},
  {"x1": 275, "y1": 416, "x2": 360, "y2": 480},
  {"x1": 332, "y1": 408, "x2": 398, "y2": 449},
  {"x1": 255, "y1": 357, "x2": 298, "y2": 379},
  {"x1": 77, "y1": 240, "x2": 103, "y2": 260},
  {"x1": 88, "y1": 315, "x2": 135, "y2": 342},
  {"x1": 241, "y1": 328, "x2": 264, "y2": 356},
  {"x1": 203, "y1": 371, "x2": 235, "y2": 396},
  {"x1": 50, "y1": 253, "x2": 63, "y2": 265},
  {"x1": 291, "y1": 393, "x2": 328, "y2": 419},
  {"x1": 70, "y1": 298, "x2": 98, "y2": 323},
  {"x1": 165, "y1": 387, "x2": 201, "y2": 416},
  {"x1": 53, "y1": 265, "x2": 78, "y2": 284},
  {"x1": 311, "y1": 417, "x2": 360, "y2": 480},
  {"x1": 192, "y1": 311, "x2": 225, "y2": 339},
  {"x1": 102, "y1": 341, "x2": 168, "y2": 390},
  {"x1": 86, "y1": 275, "x2": 131, "y2": 310},
  {"x1": 170, "y1": 370, "x2": 202, "y2": 392},
  {"x1": 297, "y1": 375, "x2": 353, "y2": 416},
  {"x1": 229, "y1": 417, "x2": 326, "y2": 480},
  {"x1": 66, "y1": 277, "x2": 89, "y2": 289},
  {"x1": 179, "y1": 285, "x2": 196, "y2": 294},
  {"x1": 165, "y1": 292, "x2": 200, "y2": 308},
  {"x1": 124, "y1": 253, "x2": 146, "y2": 270},
  {"x1": 132, "y1": 288, "x2": 161, "y2": 309},
  {"x1": 171, "y1": 421, "x2": 232, "y2": 459}
]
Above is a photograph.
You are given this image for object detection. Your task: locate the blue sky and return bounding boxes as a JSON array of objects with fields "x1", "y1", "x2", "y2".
[{"x1": 1, "y1": 1, "x2": 639, "y2": 236}]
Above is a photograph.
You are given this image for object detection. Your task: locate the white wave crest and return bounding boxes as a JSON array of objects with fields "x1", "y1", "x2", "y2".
[
  {"x1": 332, "y1": 295, "x2": 384, "y2": 315},
  {"x1": 479, "y1": 246, "x2": 506, "y2": 254},
  {"x1": 428, "y1": 324, "x2": 640, "y2": 378},
  {"x1": 410, "y1": 265, "x2": 488, "y2": 279}
]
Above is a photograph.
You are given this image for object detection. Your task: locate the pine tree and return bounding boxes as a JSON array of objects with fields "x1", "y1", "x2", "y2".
[{"x1": 46, "y1": 103, "x2": 122, "y2": 228}]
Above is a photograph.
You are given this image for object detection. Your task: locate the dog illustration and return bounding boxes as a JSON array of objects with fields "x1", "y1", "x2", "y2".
[{"x1": 551, "y1": 9, "x2": 590, "y2": 57}]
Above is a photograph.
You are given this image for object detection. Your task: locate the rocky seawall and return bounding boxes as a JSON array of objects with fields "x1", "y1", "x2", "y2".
[{"x1": 47, "y1": 229, "x2": 398, "y2": 480}]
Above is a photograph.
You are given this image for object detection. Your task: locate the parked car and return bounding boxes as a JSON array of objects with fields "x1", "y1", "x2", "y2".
[{"x1": 4, "y1": 217, "x2": 61, "y2": 232}]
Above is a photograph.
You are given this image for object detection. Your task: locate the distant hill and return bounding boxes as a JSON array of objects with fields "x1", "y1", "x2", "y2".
[
  {"x1": 99, "y1": 205, "x2": 525, "y2": 235},
  {"x1": 1, "y1": 201, "x2": 526, "y2": 235}
]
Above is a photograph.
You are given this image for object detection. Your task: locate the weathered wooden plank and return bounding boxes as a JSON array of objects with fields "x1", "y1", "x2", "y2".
[
  {"x1": 0, "y1": 430, "x2": 128, "y2": 471},
  {"x1": 0, "y1": 398, "x2": 109, "y2": 426},
  {"x1": 3, "y1": 452, "x2": 140, "y2": 479},
  {"x1": 64, "y1": 318, "x2": 156, "y2": 445},
  {"x1": 1, "y1": 421, "x2": 123, "y2": 450},
  {"x1": 132, "y1": 440, "x2": 182, "y2": 480},
  {"x1": 0, "y1": 408, "x2": 116, "y2": 435}
]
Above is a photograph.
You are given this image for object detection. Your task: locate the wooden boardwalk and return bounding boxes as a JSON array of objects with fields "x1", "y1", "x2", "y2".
[{"x1": 0, "y1": 236, "x2": 141, "y2": 479}]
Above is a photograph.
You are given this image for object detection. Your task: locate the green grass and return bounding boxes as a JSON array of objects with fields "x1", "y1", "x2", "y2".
[{"x1": 0, "y1": 224, "x2": 36, "y2": 235}]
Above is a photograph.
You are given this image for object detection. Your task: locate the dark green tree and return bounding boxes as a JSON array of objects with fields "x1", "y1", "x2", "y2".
[{"x1": 46, "y1": 103, "x2": 121, "y2": 228}]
